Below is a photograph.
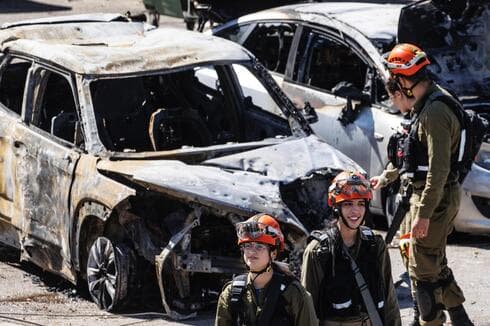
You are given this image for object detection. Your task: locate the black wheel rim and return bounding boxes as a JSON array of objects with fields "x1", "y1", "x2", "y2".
[{"x1": 87, "y1": 237, "x2": 118, "y2": 310}]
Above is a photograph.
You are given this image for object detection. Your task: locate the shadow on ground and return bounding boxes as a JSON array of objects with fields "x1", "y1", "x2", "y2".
[{"x1": 0, "y1": 0, "x2": 70, "y2": 14}]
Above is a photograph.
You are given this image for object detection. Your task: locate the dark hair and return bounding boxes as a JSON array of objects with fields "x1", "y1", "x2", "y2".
[
  {"x1": 402, "y1": 66, "x2": 430, "y2": 83},
  {"x1": 385, "y1": 76, "x2": 401, "y2": 95}
]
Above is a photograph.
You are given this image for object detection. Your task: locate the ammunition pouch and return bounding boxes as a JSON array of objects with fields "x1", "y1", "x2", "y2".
[{"x1": 387, "y1": 131, "x2": 405, "y2": 168}]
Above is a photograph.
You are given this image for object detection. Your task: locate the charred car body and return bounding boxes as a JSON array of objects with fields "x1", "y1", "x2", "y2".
[
  {"x1": 0, "y1": 14, "x2": 362, "y2": 317},
  {"x1": 213, "y1": 1, "x2": 490, "y2": 234}
]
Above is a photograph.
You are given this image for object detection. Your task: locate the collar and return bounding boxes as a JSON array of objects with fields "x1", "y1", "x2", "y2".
[{"x1": 412, "y1": 82, "x2": 438, "y2": 114}]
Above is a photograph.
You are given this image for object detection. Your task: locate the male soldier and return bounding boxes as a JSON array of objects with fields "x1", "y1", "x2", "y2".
[{"x1": 371, "y1": 43, "x2": 473, "y2": 326}]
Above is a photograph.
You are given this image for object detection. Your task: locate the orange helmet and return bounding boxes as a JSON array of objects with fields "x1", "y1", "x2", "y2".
[
  {"x1": 235, "y1": 213, "x2": 285, "y2": 251},
  {"x1": 328, "y1": 171, "x2": 373, "y2": 207},
  {"x1": 382, "y1": 43, "x2": 430, "y2": 76}
]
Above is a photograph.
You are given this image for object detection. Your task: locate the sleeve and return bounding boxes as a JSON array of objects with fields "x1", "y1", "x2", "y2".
[
  {"x1": 380, "y1": 162, "x2": 400, "y2": 186},
  {"x1": 300, "y1": 239, "x2": 324, "y2": 316},
  {"x1": 417, "y1": 101, "x2": 457, "y2": 219},
  {"x1": 284, "y1": 281, "x2": 319, "y2": 326},
  {"x1": 376, "y1": 237, "x2": 401, "y2": 326},
  {"x1": 215, "y1": 283, "x2": 234, "y2": 326}
]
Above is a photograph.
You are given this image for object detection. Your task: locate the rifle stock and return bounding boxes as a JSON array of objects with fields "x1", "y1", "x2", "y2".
[{"x1": 385, "y1": 185, "x2": 413, "y2": 244}]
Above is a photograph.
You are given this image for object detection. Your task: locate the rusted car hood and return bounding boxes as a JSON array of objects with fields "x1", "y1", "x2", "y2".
[
  {"x1": 398, "y1": 1, "x2": 490, "y2": 99},
  {"x1": 97, "y1": 136, "x2": 360, "y2": 226}
]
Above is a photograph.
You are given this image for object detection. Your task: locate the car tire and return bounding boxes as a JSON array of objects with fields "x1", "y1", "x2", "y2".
[{"x1": 86, "y1": 236, "x2": 134, "y2": 311}]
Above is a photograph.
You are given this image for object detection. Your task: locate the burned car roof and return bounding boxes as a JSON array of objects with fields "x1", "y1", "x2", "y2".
[
  {"x1": 234, "y1": 3, "x2": 403, "y2": 41},
  {"x1": 0, "y1": 20, "x2": 252, "y2": 75}
]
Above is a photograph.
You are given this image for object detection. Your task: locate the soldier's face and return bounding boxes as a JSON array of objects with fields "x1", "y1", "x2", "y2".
[
  {"x1": 390, "y1": 90, "x2": 411, "y2": 114},
  {"x1": 340, "y1": 199, "x2": 366, "y2": 229},
  {"x1": 242, "y1": 242, "x2": 273, "y2": 271}
]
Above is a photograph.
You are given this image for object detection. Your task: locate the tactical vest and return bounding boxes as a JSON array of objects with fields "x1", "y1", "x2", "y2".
[
  {"x1": 229, "y1": 271, "x2": 295, "y2": 326},
  {"x1": 310, "y1": 226, "x2": 386, "y2": 321},
  {"x1": 388, "y1": 89, "x2": 461, "y2": 182}
]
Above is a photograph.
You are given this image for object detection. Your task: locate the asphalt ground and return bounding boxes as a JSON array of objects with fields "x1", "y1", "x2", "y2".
[{"x1": 0, "y1": 1, "x2": 489, "y2": 325}]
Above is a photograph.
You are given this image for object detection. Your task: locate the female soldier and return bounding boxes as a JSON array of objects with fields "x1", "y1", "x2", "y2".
[
  {"x1": 215, "y1": 213, "x2": 318, "y2": 326},
  {"x1": 301, "y1": 171, "x2": 401, "y2": 326}
]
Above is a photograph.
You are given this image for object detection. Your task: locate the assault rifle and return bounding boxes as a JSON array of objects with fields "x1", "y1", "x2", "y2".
[{"x1": 385, "y1": 184, "x2": 413, "y2": 244}]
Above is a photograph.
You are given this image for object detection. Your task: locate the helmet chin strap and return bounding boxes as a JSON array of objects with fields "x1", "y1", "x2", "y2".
[
  {"x1": 396, "y1": 77, "x2": 422, "y2": 99},
  {"x1": 248, "y1": 251, "x2": 274, "y2": 282}
]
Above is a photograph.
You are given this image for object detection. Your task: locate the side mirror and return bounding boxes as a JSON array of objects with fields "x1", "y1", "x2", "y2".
[
  {"x1": 332, "y1": 81, "x2": 371, "y2": 105},
  {"x1": 301, "y1": 102, "x2": 318, "y2": 124},
  {"x1": 338, "y1": 96, "x2": 364, "y2": 126}
]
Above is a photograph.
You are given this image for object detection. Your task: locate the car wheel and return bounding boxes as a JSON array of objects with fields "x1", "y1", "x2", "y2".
[{"x1": 86, "y1": 236, "x2": 133, "y2": 311}]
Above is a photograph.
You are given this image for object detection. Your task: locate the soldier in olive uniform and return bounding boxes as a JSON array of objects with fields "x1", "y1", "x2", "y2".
[
  {"x1": 371, "y1": 43, "x2": 473, "y2": 326},
  {"x1": 302, "y1": 171, "x2": 401, "y2": 326},
  {"x1": 215, "y1": 213, "x2": 318, "y2": 326}
]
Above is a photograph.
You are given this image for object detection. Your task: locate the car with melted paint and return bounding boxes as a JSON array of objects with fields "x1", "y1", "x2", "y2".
[
  {"x1": 212, "y1": 1, "x2": 490, "y2": 234},
  {"x1": 0, "y1": 14, "x2": 363, "y2": 318}
]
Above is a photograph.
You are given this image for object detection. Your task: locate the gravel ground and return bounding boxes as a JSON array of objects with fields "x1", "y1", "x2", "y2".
[{"x1": 1, "y1": 234, "x2": 489, "y2": 326}]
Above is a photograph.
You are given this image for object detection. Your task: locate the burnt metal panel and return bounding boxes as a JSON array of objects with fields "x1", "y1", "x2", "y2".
[
  {"x1": 13, "y1": 122, "x2": 80, "y2": 282},
  {"x1": 0, "y1": 24, "x2": 252, "y2": 75},
  {"x1": 97, "y1": 135, "x2": 361, "y2": 234},
  {"x1": 399, "y1": 1, "x2": 490, "y2": 98}
]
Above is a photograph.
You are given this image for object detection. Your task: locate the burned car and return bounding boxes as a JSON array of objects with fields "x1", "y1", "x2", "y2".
[
  {"x1": 0, "y1": 14, "x2": 362, "y2": 317},
  {"x1": 212, "y1": 1, "x2": 490, "y2": 234}
]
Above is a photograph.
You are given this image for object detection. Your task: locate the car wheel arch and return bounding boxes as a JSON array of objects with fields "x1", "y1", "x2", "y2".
[{"x1": 73, "y1": 201, "x2": 114, "y2": 277}]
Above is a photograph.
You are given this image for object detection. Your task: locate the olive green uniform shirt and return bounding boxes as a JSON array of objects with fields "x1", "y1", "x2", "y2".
[
  {"x1": 215, "y1": 272, "x2": 318, "y2": 326},
  {"x1": 301, "y1": 231, "x2": 401, "y2": 326},
  {"x1": 381, "y1": 83, "x2": 461, "y2": 220}
]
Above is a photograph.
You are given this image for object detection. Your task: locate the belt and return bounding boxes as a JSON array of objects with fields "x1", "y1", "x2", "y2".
[{"x1": 320, "y1": 316, "x2": 371, "y2": 326}]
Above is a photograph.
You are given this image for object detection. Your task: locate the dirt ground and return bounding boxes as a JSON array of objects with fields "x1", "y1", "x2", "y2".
[
  {"x1": 1, "y1": 234, "x2": 490, "y2": 326},
  {"x1": 0, "y1": 1, "x2": 489, "y2": 325}
]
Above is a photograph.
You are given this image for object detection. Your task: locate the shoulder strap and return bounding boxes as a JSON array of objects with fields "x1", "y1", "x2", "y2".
[
  {"x1": 359, "y1": 226, "x2": 376, "y2": 243},
  {"x1": 342, "y1": 245, "x2": 383, "y2": 326},
  {"x1": 257, "y1": 273, "x2": 291, "y2": 326},
  {"x1": 309, "y1": 229, "x2": 329, "y2": 243},
  {"x1": 230, "y1": 274, "x2": 248, "y2": 322}
]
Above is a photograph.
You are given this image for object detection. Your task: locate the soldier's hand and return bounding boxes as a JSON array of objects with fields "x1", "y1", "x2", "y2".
[
  {"x1": 370, "y1": 176, "x2": 384, "y2": 190},
  {"x1": 411, "y1": 217, "x2": 430, "y2": 239}
]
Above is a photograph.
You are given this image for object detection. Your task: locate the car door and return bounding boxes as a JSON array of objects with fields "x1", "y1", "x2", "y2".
[
  {"x1": 281, "y1": 27, "x2": 377, "y2": 171},
  {"x1": 281, "y1": 26, "x2": 406, "y2": 212},
  {"x1": 0, "y1": 55, "x2": 32, "y2": 248},
  {"x1": 13, "y1": 63, "x2": 81, "y2": 278}
]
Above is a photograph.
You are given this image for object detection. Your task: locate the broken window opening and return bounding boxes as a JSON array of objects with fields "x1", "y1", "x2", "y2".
[
  {"x1": 297, "y1": 31, "x2": 368, "y2": 96},
  {"x1": 90, "y1": 64, "x2": 290, "y2": 153},
  {"x1": 31, "y1": 69, "x2": 82, "y2": 146},
  {"x1": 0, "y1": 57, "x2": 31, "y2": 116},
  {"x1": 243, "y1": 23, "x2": 297, "y2": 75}
]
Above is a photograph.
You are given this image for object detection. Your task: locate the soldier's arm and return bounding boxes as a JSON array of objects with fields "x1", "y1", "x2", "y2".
[
  {"x1": 300, "y1": 239, "x2": 324, "y2": 316},
  {"x1": 215, "y1": 283, "x2": 234, "y2": 326},
  {"x1": 371, "y1": 163, "x2": 399, "y2": 190}
]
